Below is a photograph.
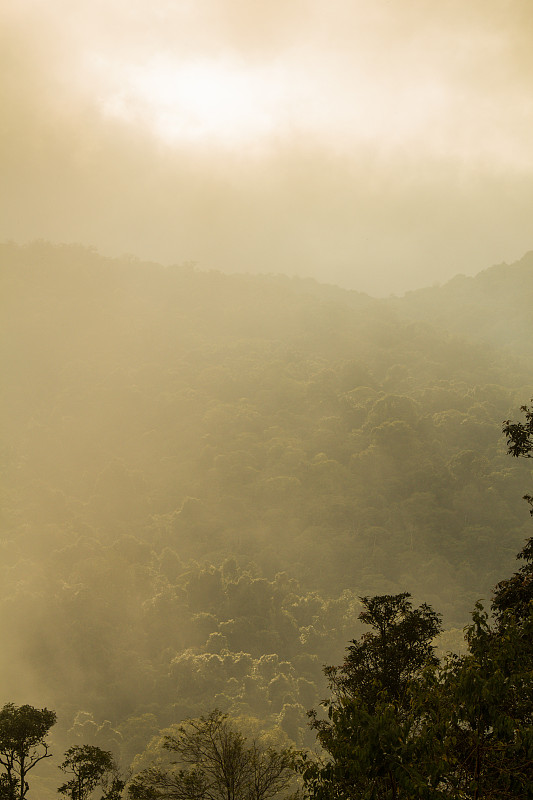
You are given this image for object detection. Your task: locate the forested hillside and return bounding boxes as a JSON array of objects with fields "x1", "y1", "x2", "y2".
[
  {"x1": 393, "y1": 250, "x2": 533, "y2": 358},
  {"x1": 1, "y1": 241, "x2": 532, "y2": 783}
]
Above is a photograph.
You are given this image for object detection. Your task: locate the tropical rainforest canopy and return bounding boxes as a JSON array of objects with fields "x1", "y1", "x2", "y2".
[{"x1": 1, "y1": 241, "x2": 532, "y2": 798}]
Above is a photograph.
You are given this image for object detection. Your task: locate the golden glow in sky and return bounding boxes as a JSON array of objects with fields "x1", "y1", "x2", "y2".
[
  {"x1": 96, "y1": 56, "x2": 284, "y2": 147},
  {"x1": 75, "y1": 9, "x2": 533, "y2": 168},
  {"x1": 1, "y1": 0, "x2": 533, "y2": 295}
]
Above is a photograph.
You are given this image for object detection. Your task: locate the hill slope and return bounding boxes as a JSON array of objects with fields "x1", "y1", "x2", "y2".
[
  {"x1": 394, "y1": 250, "x2": 533, "y2": 357},
  {"x1": 1, "y1": 240, "x2": 532, "y2": 766}
]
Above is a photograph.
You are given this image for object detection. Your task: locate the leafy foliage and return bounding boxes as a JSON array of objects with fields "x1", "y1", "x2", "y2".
[
  {"x1": 437, "y1": 601, "x2": 533, "y2": 799},
  {"x1": 503, "y1": 399, "x2": 533, "y2": 513},
  {"x1": 128, "y1": 711, "x2": 296, "y2": 800},
  {"x1": 302, "y1": 539, "x2": 533, "y2": 799},
  {"x1": 304, "y1": 595, "x2": 443, "y2": 800},
  {"x1": 0, "y1": 704, "x2": 56, "y2": 800},
  {"x1": 58, "y1": 745, "x2": 119, "y2": 800},
  {"x1": 327, "y1": 593, "x2": 441, "y2": 707}
]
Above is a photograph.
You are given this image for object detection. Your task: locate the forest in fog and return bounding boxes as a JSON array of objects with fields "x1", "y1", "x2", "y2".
[{"x1": 1, "y1": 241, "x2": 533, "y2": 797}]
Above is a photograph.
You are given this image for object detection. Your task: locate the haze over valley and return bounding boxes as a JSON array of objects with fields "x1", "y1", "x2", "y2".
[
  {"x1": 2, "y1": 2, "x2": 533, "y2": 797},
  {"x1": 2, "y1": 241, "x2": 533, "y2": 794}
]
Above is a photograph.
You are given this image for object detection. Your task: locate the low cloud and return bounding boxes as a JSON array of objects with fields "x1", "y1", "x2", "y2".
[{"x1": 1, "y1": 0, "x2": 532, "y2": 295}]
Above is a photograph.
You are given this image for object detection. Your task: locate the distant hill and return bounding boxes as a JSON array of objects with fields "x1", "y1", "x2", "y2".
[{"x1": 392, "y1": 251, "x2": 533, "y2": 358}]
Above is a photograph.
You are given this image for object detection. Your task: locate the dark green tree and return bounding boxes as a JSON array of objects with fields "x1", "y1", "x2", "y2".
[
  {"x1": 443, "y1": 497, "x2": 533, "y2": 798},
  {"x1": 128, "y1": 710, "x2": 295, "y2": 800},
  {"x1": 302, "y1": 555, "x2": 533, "y2": 799},
  {"x1": 58, "y1": 745, "x2": 118, "y2": 800},
  {"x1": 303, "y1": 594, "x2": 443, "y2": 800},
  {"x1": 503, "y1": 398, "x2": 533, "y2": 513},
  {"x1": 0, "y1": 703, "x2": 56, "y2": 800},
  {"x1": 492, "y1": 536, "x2": 533, "y2": 621},
  {"x1": 438, "y1": 579, "x2": 533, "y2": 798},
  {"x1": 327, "y1": 593, "x2": 442, "y2": 709}
]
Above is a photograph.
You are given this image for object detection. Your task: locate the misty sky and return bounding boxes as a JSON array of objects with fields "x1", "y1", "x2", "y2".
[{"x1": 2, "y1": 0, "x2": 533, "y2": 296}]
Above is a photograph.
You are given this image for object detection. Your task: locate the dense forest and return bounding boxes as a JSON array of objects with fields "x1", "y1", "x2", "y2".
[{"x1": 1, "y1": 242, "x2": 532, "y2": 797}]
